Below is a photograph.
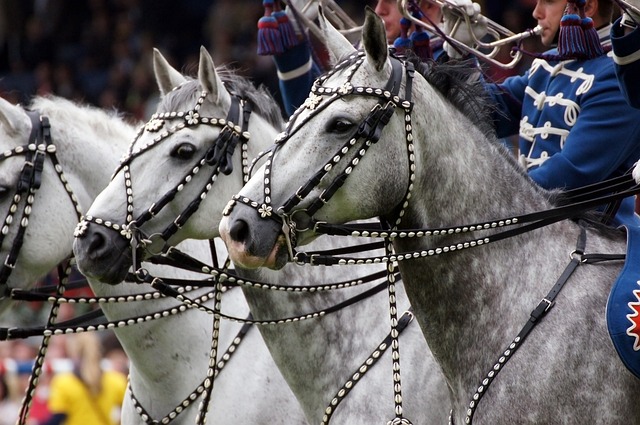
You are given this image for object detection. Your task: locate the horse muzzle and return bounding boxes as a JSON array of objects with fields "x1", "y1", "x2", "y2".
[
  {"x1": 219, "y1": 203, "x2": 289, "y2": 270},
  {"x1": 73, "y1": 222, "x2": 133, "y2": 285}
]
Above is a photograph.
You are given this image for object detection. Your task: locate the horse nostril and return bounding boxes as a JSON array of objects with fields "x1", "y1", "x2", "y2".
[
  {"x1": 229, "y1": 219, "x2": 249, "y2": 243},
  {"x1": 88, "y1": 231, "x2": 106, "y2": 254}
]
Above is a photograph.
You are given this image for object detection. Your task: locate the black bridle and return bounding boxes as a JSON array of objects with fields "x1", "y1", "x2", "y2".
[
  {"x1": 224, "y1": 50, "x2": 419, "y2": 425},
  {"x1": 225, "y1": 52, "x2": 416, "y2": 259},
  {"x1": 0, "y1": 109, "x2": 84, "y2": 424},
  {"x1": 75, "y1": 89, "x2": 252, "y2": 273},
  {"x1": 0, "y1": 110, "x2": 82, "y2": 295}
]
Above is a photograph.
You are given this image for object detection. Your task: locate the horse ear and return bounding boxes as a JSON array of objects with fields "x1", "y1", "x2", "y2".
[
  {"x1": 0, "y1": 97, "x2": 30, "y2": 137},
  {"x1": 198, "y1": 46, "x2": 231, "y2": 106},
  {"x1": 153, "y1": 48, "x2": 187, "y2": 96},
  {"x1": 319, "y1": 4, "x2": 356, "y2": 66},
  {"x1": 362, "y1": 7, "x2": 388, "y2": 72}
]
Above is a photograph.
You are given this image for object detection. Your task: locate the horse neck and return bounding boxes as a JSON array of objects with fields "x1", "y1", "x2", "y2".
[
  {"x1": 392, "y1": 100, "x2": 583, "y2": 395},
  {"x1": 240, "y1": 236, "x2": 395, "y2": 420},
  {"x1": 91, "y1": 240, "x2": 244, "y2": 416}
]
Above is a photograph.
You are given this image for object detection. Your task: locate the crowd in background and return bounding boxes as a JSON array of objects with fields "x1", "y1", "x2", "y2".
[
  {"x1": 0, "y1": 0, "x2": 541, "y2": 123},
  {"x1": 0, "y1": 1, "x2": 542, "y2": 423}
]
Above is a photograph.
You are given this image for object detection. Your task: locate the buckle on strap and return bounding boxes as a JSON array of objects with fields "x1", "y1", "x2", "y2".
[
  {"x1": 570, "y1": 249, "x2": 585, "y2": 262},
  {"x1": 531, "y1": 298, "x2": 554, "y2": 322}
]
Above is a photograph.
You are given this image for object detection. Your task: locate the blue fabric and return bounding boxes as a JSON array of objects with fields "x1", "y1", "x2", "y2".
[
  {"x1": 41, "y1": 413, "x2": 66, "y2": 425},
  {"x1": 607, "y1": 224, "x2": 640, "y2": 379},
  {"x1": 273, "y1": 41, "x2": 318, "y2": 116},
  {"x1": 488, "y1": 42, "x2": 640, "y2": 227},
  {"x1": 611, "y1": 18, "x2": 640, "y2": 109}
]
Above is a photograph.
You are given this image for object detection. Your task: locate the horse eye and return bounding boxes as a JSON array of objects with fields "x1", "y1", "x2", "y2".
[
  {"x1": 328, "y1": 119, "x2": 354, "y2": 134},
  {"x1": 170, "y1": 143, "x2": 196, "y2": 160},
  {"x1": 0, "y1": 186, "x2": 9, "y2": 200}
]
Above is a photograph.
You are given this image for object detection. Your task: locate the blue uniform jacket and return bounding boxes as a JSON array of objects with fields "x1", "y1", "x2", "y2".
[{"x1": 488, "y1": 26, "x2": 640, "y2": 227}]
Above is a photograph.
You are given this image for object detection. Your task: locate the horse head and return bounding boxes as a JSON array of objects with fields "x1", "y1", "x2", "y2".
[
  {"x1": 0, "y1": 95, "x2": 132, "y2": 313},
  {"x1": 219, "y1": 8, "x2": 417, "y2": 270},
  {"x1": 73, "y1": 46, "x2": 283, "y2": 284}
]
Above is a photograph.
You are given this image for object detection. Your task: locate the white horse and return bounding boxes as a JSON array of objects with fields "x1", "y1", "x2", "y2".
[
  {"x1": 0, "y1": 91, "x2": 303, "y2": 423},
  {"x1": 218, "y1": 9, "x2": 640, "y2": 424},
  {"x1": 73, "y1": 46, "x2": 451, "y2": 423}
]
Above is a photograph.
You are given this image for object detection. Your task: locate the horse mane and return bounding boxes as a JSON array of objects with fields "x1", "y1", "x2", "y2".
[
  {"x1": 407, "y1": 54, "x2": 497, "y2": 140},
  {"x1": 158, "y1": 68, "x2": 284, "y2": 130},
  {"x1": 29, "y1": 95, "x2": 135, "y2": 139}
]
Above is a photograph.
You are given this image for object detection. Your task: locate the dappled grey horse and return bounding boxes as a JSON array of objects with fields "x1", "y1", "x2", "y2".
[
  {"x1": 73, "y1": 46, "x2": 451, "y2": 423},
  {"x1": 219, "y1": 8, "x2": 640, "y2": 424}
]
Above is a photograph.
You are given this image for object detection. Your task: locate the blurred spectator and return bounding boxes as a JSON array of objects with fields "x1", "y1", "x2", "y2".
[
  {"x1": 101, "y1": 333, "x2": 129, "y2": 376},
  {"x1": 0, "y1": 0, "x2": 221, "y2": 122},
  {"x1": 43, "y1": 332, "x2": 126, "y2": 425},
  {"x1": 0, "y1": 352, "x2": 50, "y2": 425},
  {"x1": 0, "y1": 368, "x2": 21, "y2": 425},
  {"x1": 0, "y1": 1, "x2": 544, "y2": 121}
]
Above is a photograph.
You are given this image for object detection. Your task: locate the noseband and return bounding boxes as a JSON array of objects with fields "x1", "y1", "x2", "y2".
[{"x1": 75, "y1": 87, "x2": 252, "y2": 270}]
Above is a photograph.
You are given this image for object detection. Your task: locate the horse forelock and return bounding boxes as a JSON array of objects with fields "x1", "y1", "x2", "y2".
[
  {"x1": 158, "y1": 70, "x2": 284, "y2": 131},
  {"x1": 218, "y1": 69, "x2": 284, "y2": 129}
]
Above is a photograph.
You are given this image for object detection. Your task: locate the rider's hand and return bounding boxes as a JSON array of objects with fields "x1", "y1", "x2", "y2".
[
  {"x1": 633, "y1": 161, "x2": 640, "y2": 185},
  {"x1": 621, "y1": 0, "x2": 640, "y2": 33},
  {"x1": 442, "y1": 0, "x2": 488, "y2": 59}
]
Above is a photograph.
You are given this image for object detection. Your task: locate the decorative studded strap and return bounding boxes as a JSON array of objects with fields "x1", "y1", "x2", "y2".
[
  {"x1": 322, "y1": 310, "x2": 415, "y2": 424},
  {"x1": 463, "y1": 227, "x2": 587, "y2": 424}
]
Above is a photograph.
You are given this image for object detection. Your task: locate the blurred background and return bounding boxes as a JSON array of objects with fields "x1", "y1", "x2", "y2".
[
  {"x1": 0, "y1": 1, "x2": 541, "y2": 423},
  {"x1": 0, "y1": 0, "x2": 541, "y2": 124}
]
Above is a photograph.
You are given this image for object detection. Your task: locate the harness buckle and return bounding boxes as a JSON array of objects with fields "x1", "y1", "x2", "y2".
[
  {"x1": 293, "y1": 252, "x2": 319, "y2": 266},
  {"x1": 3, "y1": 258, "x2": 15, "y2": 269},
  {"x1": 530, "y1": 298, "x2": 554, "y2": 322},
  {"x1": 570, "y1": 249, "x2": 585, "y2": 263},
  {"x1": 281, "y1": 218, "x2": 298, "y2": 263},
  {"x1": 541, "y1": 297, "x2": 553, "y2": 312},
  {"x1": 312, "y1": 221, "x2": 327, "y2": 233}
]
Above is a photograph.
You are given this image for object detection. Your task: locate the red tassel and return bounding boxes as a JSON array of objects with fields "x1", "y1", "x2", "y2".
[
  {"x1": 411, "y1": 29, "x2": 432, "y2": 61},
  {"x1": 393, "y1": 17, "x2": 412, "y2": 56},
  {"x1": 272, "y1": 1, "x2": 299, "y2": 50},
  {"x1": 558, "y1": 13, "x2": 586, "y2": 59},
  {"x1": 581, "y1": 17, "x2": 604, "y2": 58},
  {"x1": 257, "y1": 0, "x2": 284, "y2": 55}
]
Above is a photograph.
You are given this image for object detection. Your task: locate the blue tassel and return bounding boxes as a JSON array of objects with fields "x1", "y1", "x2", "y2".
[
  {"x1": 558, "y1": 13, "x2": 586, "y2": 59},
  {"x1": 581, "y1": 17, "x2": 604, "y2": 58},
  {"x1": 410, "y1": 29, "x2": 432, "y2": 61},
  {"x1": 393, "y1": 17, "x2": 412, "y2": 56},
  {"x1": 272, "y1": 1, "x2": 300, "y2": 50},
  {"x1": 257, "y1": 0, "x2": 284, "y2": 55}
]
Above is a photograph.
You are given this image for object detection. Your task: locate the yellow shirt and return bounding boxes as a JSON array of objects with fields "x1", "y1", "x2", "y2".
[{"x1": 47, "y1": 370, "x2": 127, "y2": 425}]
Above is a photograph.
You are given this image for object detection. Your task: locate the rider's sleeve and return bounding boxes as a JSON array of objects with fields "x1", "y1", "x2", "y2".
[
  {"x1": 611, "y1": 16, "x2": 640, "y2": 109},
  {"x1": 273, "y1": 41, "x2": 318, "y2": 116},
  {"x1": 525, "y1": 60, "x2": 640, "y2": 191}
]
